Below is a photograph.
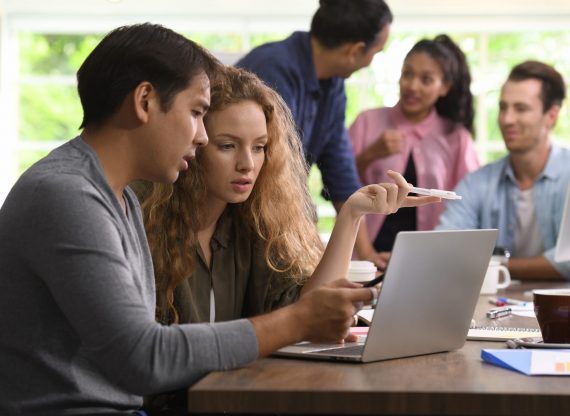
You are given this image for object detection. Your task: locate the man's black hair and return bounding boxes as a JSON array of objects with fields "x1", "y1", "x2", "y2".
[
  {"x1": 310, "y1": 0, "x2": 393, "y2": 50},
  {"x1": 77, "y1": 23, "x2": 219, "y2": 129}
]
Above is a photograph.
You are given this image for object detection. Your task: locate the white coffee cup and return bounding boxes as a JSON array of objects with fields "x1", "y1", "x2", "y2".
[
  {"x1": 480, "y1": 259, "x2": 511, "y2": 295},
  {"x1": 347, "y1": 260, "x2": 377, "y2": 283}
]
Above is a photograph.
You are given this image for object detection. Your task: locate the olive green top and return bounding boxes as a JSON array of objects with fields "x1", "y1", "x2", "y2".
[{"x1": 174, "y1": 207, "x2": 304, "y2": 324}]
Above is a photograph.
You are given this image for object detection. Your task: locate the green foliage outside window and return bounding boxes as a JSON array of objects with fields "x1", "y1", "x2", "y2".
[
  {"x1": 485, "y1": 32, "x2": 570, "y2": 147},
  {"x1": 185, "y1": 33, "x2": 243, "y2": 51},
  {"x1": 17, "y1": 149, "x2": 52, "y2": 174},
  {"x1": 249, "y1": 33, "x2": 288, "y2": 48},
  {"x1": 18, "y1": 34, "x2": 103, "y2": 153},
  {"x1": 19, "y1": 33, "x2": 102, "y2": 76},
  {"x1": 14, "y1": 30, "x2": 570, "y2": 236},
  {"x1": 19, "y1": 84, "x2": 83, "y2": 142}
]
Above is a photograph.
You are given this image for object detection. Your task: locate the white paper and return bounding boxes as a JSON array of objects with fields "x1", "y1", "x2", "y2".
[
  {"x1": 510, "y1": 302, "x2": 535, "y2": 318},
  {"x1": 530, "y1": 351, "x2": 570, "y2": 375},
  {"x1": 357, "y1": 308, "x2": 374, "y2": 324}
]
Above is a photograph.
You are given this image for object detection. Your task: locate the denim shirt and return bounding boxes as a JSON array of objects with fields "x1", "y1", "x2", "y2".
[
  {"x1": 236, "y1": 31, "x2": 361, "y2": 201},
  {"x1": 437, "y1": 143, "x2": 570, "y2": 279}
]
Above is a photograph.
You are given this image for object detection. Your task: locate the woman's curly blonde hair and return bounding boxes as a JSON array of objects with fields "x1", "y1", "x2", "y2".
[{"x1": 141, "y1": 66, "x2": 324, "y2": 323}]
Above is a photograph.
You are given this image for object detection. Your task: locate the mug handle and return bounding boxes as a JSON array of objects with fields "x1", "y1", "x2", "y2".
[{"x1": 496, "y1": 265, "x2": 511, "y2": 289}]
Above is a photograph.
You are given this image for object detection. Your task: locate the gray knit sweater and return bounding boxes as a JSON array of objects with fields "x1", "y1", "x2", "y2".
[{"x1": 0, "y1": 137, "x2": 258, "y2": 415}]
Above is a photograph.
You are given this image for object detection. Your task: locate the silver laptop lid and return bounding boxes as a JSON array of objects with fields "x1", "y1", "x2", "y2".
[{"x1": 362, "y1": 229, "x2": 497, "y2": 362}]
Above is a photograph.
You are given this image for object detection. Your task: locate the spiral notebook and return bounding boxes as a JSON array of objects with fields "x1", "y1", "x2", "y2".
[
  {"x1": 467, "y1": 326, "x2": 541, "y2": 341},
  {"x1": 358, "y1": 310, "x2": 542, "y2": 341}
]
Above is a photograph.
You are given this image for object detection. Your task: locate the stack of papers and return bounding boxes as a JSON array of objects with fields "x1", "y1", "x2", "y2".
[
  {"x1": 482, "y1": 349, "x2": 570, "y2": 375},
  {"x1": 509, "y1": 302, "x2": 535, "y2": 318},
  {"x1": 357, "y1": 308, "x2": 374, "y2": 325}
]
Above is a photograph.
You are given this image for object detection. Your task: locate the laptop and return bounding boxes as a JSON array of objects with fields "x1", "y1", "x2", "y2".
[{"x1": 274, "y1": 229, "x2": 498, "y2": 362}]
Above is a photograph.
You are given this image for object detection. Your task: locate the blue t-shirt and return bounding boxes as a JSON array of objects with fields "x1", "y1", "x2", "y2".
[{"x1": 237, "y1": 31, "x2": 361, "y2": 202}]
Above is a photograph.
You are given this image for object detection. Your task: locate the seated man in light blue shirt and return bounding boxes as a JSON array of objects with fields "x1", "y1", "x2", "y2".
[{"x1": 437, "y1": 60, "x2": 570, "y2": 280}]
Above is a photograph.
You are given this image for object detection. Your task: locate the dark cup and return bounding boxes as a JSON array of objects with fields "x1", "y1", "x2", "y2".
[{"x1": 534, "y1": 289, "x2": 570, "y2": 343}]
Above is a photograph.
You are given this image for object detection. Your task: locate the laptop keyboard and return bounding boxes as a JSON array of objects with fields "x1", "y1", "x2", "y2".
[{"x1": 310, "y1": 345, "x2": 364, "y2": 356}]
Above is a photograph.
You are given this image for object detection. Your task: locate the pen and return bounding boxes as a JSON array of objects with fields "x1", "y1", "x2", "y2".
[
  {"x1": 489, "y1": 299, "x2": 507, "y2": 306},
  {"x1": 489, "y1": 297, "x2": 528, "y2": 306},
  {"x1": 486, "y1": 306, "x2": 512, "y2": 319},
  {"x1": 409, "y1": 186, "x2": 462, "y2": 200},
  {"x1": 363, "y1": 273, "x2": 385, "y2": 287}
]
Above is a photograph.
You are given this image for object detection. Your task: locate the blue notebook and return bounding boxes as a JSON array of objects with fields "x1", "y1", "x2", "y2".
[{"x1": 482, "y1": 349, "x2": 570, "y2": 375}]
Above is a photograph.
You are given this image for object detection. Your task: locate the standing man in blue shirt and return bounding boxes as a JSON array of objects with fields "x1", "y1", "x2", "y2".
[
  {"x1": 237, "y1": 0, "x2": 392, "y2": 239},
  {"x1": 438, "y1": 61, "x2": 570, "y2": 280}
]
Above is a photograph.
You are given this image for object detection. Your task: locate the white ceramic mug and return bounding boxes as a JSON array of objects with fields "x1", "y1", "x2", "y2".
[
  {"x1": 347, "y1": 260, "x2": 377, "y2": 283},
  {"x1": 480, "y1": 260, "x2": 511, "y2": 295}
]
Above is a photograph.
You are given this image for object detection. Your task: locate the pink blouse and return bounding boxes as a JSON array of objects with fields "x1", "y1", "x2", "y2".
[{"x1": 349, "y1": 103, "x2": 479, "y2": 242}]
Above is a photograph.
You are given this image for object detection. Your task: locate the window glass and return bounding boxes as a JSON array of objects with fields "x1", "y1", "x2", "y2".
[
  {"x1": 186, "y1": 33, "x2": 243, "y2": 51},
  {"x1": 249, "y1": 33, "x2": 288, "y2": 48},
  {"x1": 20, "y1": 33, "x2": 102, "y2": 75},
  {"x1": 17, "y1": 149, "x2": 53, "y2": 173},
  {"x1": 487, "y1": 32, "x2": 570, "y2": 146},
  {"x1": 17, "y1": 34, "x2": 103, "y2": 171},
  {"x1": 19, "y1": 84, "x2": 82, "y2": 142},
  {"x1": 13, "y1": 30, "x2": 570, "y2": 235}
]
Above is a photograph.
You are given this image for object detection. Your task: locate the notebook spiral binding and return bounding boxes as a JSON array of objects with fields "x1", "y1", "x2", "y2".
[
  {"x1": 470, "y1": 326, "x2": 540, "y2": 332},
  {"x1": 467, "y1": 326, "x2": 541, "y2": 341}
]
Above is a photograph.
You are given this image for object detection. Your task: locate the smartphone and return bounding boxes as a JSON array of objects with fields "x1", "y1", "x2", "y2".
[{"x1": 506, "y1": 337, "x2": 570, "y2": 349}]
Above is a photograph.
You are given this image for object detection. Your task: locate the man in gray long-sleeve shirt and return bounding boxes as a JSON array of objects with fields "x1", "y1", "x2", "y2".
[{"x1": 0, "y1": 23, "x2": 375, "y2": 415}]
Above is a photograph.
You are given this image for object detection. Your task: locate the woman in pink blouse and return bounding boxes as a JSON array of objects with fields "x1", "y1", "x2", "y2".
[{"x1": 350, "y1": 34, "x2": 479, "y2": 268}]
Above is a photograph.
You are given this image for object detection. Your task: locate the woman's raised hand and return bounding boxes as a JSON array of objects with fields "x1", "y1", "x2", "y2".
[{"x1": 345, "y1": 170, "x2": 440, "y2": 218}]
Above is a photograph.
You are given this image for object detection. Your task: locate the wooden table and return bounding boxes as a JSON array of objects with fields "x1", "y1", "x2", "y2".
[{"x1": 188, "y1": 282, "x2": 570, "y2": 415}]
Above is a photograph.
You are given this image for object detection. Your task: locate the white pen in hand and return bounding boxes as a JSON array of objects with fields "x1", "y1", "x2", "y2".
[{"x1": 409, "y1": 186, "x2": 462, "y2": 200}]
